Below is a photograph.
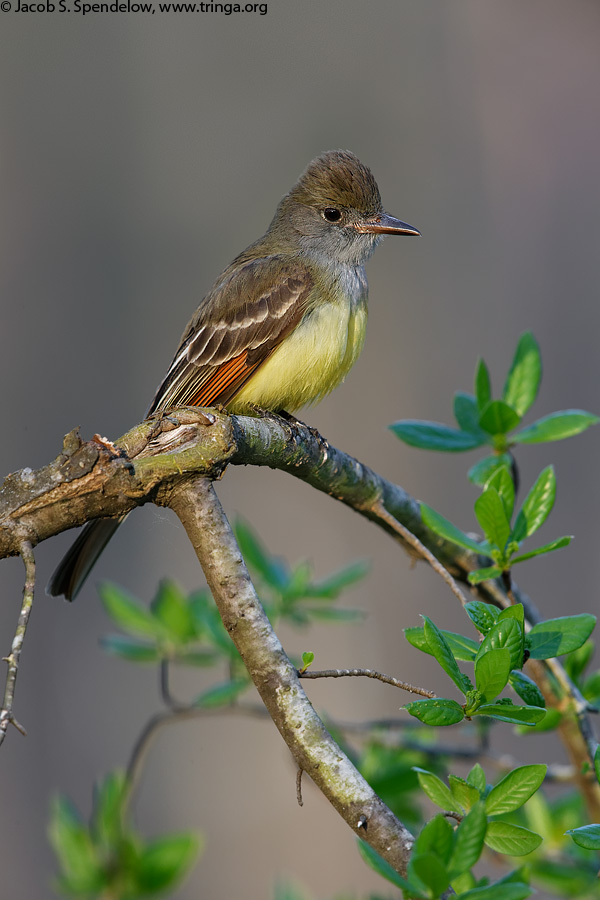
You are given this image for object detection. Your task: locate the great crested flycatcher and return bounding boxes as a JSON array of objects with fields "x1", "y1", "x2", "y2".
[{"x1": 48, "y1": 150, "x2": 419, "y2": 600}]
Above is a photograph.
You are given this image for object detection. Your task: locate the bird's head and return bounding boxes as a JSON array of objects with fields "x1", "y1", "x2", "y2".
[{"x1": 272, "y1": 150, "x2": 419, "y2": 265}]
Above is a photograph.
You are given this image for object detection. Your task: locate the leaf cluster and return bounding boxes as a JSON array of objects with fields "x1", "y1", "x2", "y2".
[
  {"x1": 509, "y1": 785, "x2": 600, "y2": 896},
  {"x1": 361, "y1": 761, "x2": 544, "y2": 898},
  {"x1": 404, "y1": 603, "x2": 595, "y2": 727},
  {"x1": 390, "y1": 332, "x2": 598, "y2": 469},
  {"x1": 100, "y1": 521, "x2": 368, "y2": 707},
  {"x1": 235, "y1": 519, "x2": 367, "y2": 625},
  {"x1": 49, "y1": 772, "x2": 201, "y2": 899},
  {"x1": 422, "y1": 463, "x2": 572, "y2": 582}
]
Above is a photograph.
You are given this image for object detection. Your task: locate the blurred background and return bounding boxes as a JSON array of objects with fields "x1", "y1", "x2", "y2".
[{"x1": 1, "y1": 1, "x2": 600, "y2": 896}]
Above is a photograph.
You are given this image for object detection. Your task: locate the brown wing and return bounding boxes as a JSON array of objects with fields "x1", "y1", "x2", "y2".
[{"x1": 147, "y1": 257, "x2": 314, "y2": 416}]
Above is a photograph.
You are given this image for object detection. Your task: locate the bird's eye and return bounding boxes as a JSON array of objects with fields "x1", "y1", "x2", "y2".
[{"x1": 322, "y1": 208, "x2": 342, "y2": 223}]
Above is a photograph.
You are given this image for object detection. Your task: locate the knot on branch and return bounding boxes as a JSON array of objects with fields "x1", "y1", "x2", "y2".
[{"x1": 0, "y1": 410, "x2": 234, "y2": 557}]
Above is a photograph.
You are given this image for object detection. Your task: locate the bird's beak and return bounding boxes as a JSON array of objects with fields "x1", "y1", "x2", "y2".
[{"x1": 354, "y1": 213, "x2": 420, "y2": 236}]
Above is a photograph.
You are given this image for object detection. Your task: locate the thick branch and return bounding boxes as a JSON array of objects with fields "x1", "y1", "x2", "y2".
[
  {"x1": 168, "y1": 476, "x2": 414, "y2": 874},
  {"x1": 0, "y1": 413, "x2": 233, "y2": 558}
]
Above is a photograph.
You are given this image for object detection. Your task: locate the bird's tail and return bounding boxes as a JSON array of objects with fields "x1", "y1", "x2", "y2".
[{"x1": 46, "y1": 517, "x2": 124, "y2": 601}]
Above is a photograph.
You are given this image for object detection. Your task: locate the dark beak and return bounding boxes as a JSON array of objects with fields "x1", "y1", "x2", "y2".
[{"x1": 355, "y1": 212, "x2": 420, "y2": 236}]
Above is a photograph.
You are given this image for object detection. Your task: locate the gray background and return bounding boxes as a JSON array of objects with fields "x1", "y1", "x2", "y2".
[{"x1": 1, "y1": 2, "x2": 600, "y2": 897}]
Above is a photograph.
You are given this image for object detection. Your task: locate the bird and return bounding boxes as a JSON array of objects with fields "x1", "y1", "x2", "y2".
[{"x1": 47, "y1": 150, "x2": 419, "y2": 600}]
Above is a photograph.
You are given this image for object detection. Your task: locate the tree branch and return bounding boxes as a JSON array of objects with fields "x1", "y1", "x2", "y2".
[
  {"x1": 1, "y1": 408, "x2": 598, "y2": 818},
  {"x1": 299, "y1": 668, "x2": 435, "y2": 697},
  {"x1": 167, "y1": 476, "x2": 414, "y2": 873}
]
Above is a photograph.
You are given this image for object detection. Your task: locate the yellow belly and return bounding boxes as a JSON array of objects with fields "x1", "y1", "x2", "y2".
[{"x1": 230, "y1": 300, "x2": 367, "y2": 413}]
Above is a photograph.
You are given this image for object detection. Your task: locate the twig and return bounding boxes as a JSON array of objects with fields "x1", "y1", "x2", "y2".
[
  {"x1": 0, "y1": 541, "x2": 35, "y2": 746},
  {"x1": 159, "y1": 660, "x2": 186, "y2": 711},
  {"x1": 296, "y1": 768, "x2": 304, "y2": 807},
  {"x1": 372, "y1": 501, "x2": 469, "y2": 609},
  {"x1": 299, "y1": 667, "x2": 435, "y2": 698},
  {"x1": 124, "y1": 706, "x2": 203, "y2": 812}
]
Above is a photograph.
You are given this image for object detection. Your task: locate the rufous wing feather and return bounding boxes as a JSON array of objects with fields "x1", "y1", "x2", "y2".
[{"x1": 147, "y1": 258, "x2": 314, "y2": 415}]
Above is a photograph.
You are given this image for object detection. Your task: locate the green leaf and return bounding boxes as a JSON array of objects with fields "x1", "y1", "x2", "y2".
[
  {"x1": 449, "y1": 775, "x2": 480, "y2": 812},
  {"x1": 509, "y1": 671, "x2": 545, "y2": 708},
  {"x1": 487, "y1": 465, "x2": 516, "y2": 521},
  {"x1": 485, "y1": 822, "x2": 543, "y2": 856},
  {"x1": 443, "y1": 632, "x2": 480, "y2": 662},
  {"x1": 101, "y1": 635, "x2": 162, "y2": 663},
  {"x1": 465, "y1": 601, "x2": 500, "y2": 635},
  {"x1": 448, "y1": 802, "x2": 487, "y2": 878},
  {"x1": 513, "y1": 409, "x2": 600, "y2": 444},
  {"x1": 515, "y1": 707, "x2": 561, "y2": 734},
  {"x1": 468, "y1": 454, "x2": 513, "y2": 487},
  {"x1": 498, "y1": 604, "x2": 525, "y2": 628},
  {"x1": 479, "y1": 401, "x2": 521, "y2": 436},
  {"x1": 511, "y1": 466, "x2": 556, "y2": 542},
  {"x1": 300, "y1": 606, "x2": 363, "y2": 623},
  {"x1": 404, "y1": 625, "x2": 430, "y2": 653},
  {"x1": 424, "y1": 617, "x2": 472, "y2": 693},
  {"x1": 405, "y1": 698, "x2": 465, "y2": 726},
  {"x1": 137, "y1": 833, "x2": 202, "y2": 893},
  {"x1": 503, "y1": 332, "x2": 542, "y2": 417},
  {"x1": 99, "y1": 583, "x2": 167, "y2": 639},
  {"x1": 194, "y1": 679, "x2": 249, "y2": 708},
  {"x1": 566, "y1": 824, "x2": 600, "y2": 850},
  {"x1": 420, "y1": 503, "x2": 484, "y2": 553},
  {"x1": 475, "y1": 487, "x2": 511, "y2": 551},
  {"x1": 301, "y1": 651, "x2": 314, "y2": 670},
  {"x1": 389, "y1": 420, "x2": 486, "y2": 451},
  {"x1": 468, "y1": 566, "x2": 503, "y2": 584},
  {"x1": 176, "y1": 648, "x2": 220, "y2": 667},
  {"x1": 454, "y1": 392, "x2": 486, "y2": 435},
  {"x1": 452, "y1": 870, "x2": 477, "y2": 895},
  {"x1": 475, "y1": 648, "x2": 512, "y2": 701},
  {"x1": 48, "y1": 797, "x2": 104, "y2": 894},
  {"x1": 458, "y1": 884, "x2": 532, "y2": 900},
  {"x1": 475, "y1": 358, "x2": 492, "y2": 411},
  {"x1": 496, "y1": 867, "x2": 532, "y2": 887},
  {"x1": 478, "y1": 618, "x2": 524, "y2": 672},
  {"x1": 474, "y1": 702, "x2": 546, "y2": 726},
  {"x1": 564, "y1": 639, "x2": 595, "y2": 683},
  {"x1": 583, "y1": 670, "x2": 600, "y2": 704},
  {"x1": 410, "y1": 852, "x2": 450, "y2": 896},
  {"x1": 510, "y1": 536, "x2": 571, "y2": 564},
  {"x1": 357, "y1": 841, "x2": 413, "y2": 891},
  {"x1": 306, "y1": 559, "x2": 369, "y2": 598},
  {"x1": 486, "y1": 765, "x2": 547, "y2": 815},
  {"x1": 413, "y1": 768, "x2": 461, "y2": 812},
  {"x1": 151, "y1": 580, "x2": 196, "y2": 642},
  {"x1": 414, "y1": 813, "x2": 454, "y2": 864},
  {"x1": 467, "y1": 764, "x2": 486, "y2": 793},
  {"x1": 404, "y1": 626, "x2": 479, "y2": 661},
  {"x1": 91, "y1": 772, "x2": 126, "y2": 851},
  {"x1": 528, "y1": 614, "x2": 596, "y2": 659},
  {"x1": 438, "y1": 631, "x2": 479, "y2": 661},
  {"x1": 595, "y1": 746, "x2": 600, "y2": 787}
]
